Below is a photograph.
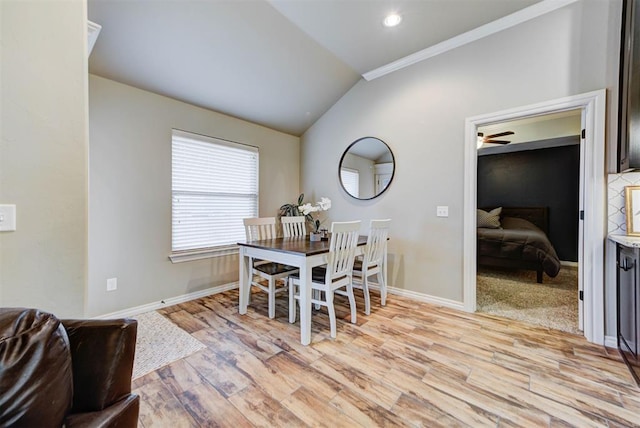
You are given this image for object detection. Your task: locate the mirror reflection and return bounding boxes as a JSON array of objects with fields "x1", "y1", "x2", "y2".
[{"x1": 339, "y1": 137, "x2": 395, "y2": 200}]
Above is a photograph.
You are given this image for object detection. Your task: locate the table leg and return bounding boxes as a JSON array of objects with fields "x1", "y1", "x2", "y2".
[
  {"x1": 239, "y1": 248, "x2": 250, "y2": 314},
  {"x1": 299, "y1": 262, "x2": 312, "y2": 345}
]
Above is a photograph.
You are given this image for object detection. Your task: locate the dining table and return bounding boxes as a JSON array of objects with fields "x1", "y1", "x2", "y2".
[{"x1": 238, "y1": 235, "x2": 378, "y2": 345}]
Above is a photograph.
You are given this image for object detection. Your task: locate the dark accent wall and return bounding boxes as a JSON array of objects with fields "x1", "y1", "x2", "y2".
[{"x1": 477, "y1": 138, "x2": 580, "y2": 261}]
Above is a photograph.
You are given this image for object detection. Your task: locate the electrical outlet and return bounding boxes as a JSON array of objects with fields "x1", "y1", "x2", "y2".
[
  {"x1": 107, "y1": 278, "x2": 117, "y2": 292},
  {"x1": 0, "y1": 204, "x2": 16, "y2": 231},
  {"x1": 436, "y1": 206, "x2": 449, "y2": 217}
]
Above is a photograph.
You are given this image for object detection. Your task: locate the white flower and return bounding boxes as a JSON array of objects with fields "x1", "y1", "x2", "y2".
[
  {"x1": 300, "y1": 203, "x2": 322, "y2": 215},
  {"x1": 299, "y1": 203, "x2": 313, "y2": 215},
  {"x1": 318, "y1": 197, "x2": 331, "y2": 211},
  {"x1": 299, "y1": 196, "x2": 330, "y2": 224},
  {"x1": 296, "y1": 196, "x2": 331, "y2": 232}
]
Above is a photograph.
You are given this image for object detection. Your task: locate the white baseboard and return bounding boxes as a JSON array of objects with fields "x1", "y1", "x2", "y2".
[
  {"x1": 386, "y1": 286, "x2": 465, "y2": 311},
  {"x1": 604, "y1": 335, "x2": 618, "y2": 349},
  {"x1": 94, "y1": 282, "x2": 239, "y2": 319},
  {"x1": 560, "y1": 260, "x2": 579, "y2": 267}
]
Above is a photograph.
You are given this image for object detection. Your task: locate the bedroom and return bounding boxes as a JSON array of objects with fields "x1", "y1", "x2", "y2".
[{"x1": 475, "y1": 110, "x2": 582, "y2": 333}]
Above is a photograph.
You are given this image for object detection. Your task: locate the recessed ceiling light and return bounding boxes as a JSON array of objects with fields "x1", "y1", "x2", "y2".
[{"x1": 383, "y1": 13, "x2": 402, "y2": 27}]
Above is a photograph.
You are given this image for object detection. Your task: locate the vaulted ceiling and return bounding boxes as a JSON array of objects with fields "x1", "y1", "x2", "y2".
[{"x1": 88, "y1": 0, "x2": 543, "y2": 136}]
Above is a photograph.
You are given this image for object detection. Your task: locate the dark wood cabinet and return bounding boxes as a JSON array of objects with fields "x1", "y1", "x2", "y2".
[{"x1": 617, "y1": 244, "x2": 640, "y2": 384}]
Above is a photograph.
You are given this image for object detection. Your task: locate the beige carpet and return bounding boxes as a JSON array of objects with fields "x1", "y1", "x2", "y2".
[
  {"x1": 132, "y1": 311, "x2": 206, "y2": 379},
  {"x1": 476, "y1": 265, "x2": 580, "y2": 334}
]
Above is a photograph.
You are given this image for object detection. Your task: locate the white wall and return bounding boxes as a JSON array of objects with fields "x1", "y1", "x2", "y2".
[
  {"x1": 0, "y1": 0, "x2": 88, "y2": 317},
  {"x1": 88, "y1": 75, "x2": 299, "y2": 317},
  {"x1": 301, "y1": 0, "x2": 621, "y2": 333},
  {"x1": 479, "y1": 113, "x2": 582, "y2": 146}
]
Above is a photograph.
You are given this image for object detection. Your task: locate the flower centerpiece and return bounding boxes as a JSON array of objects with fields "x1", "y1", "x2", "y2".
[
  {"x1": 300, "y1": 197, "x2": 331, "y2": 240},
  {"x1": 279, "y1": 193, "x2": 331, "y2": 241}
]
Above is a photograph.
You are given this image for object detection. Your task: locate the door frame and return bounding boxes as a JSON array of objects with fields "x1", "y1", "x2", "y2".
[{"x1": 462, "y1": 89, "x2": 606, "y2": 345}]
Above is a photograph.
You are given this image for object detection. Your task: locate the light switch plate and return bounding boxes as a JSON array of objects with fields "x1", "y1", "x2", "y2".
[
  {"x1": 436, "y1": 206, "x2": 449, "y2": 217},
  {"x1": 0, "y1": 204, "x2": 16, "y2": 231}
]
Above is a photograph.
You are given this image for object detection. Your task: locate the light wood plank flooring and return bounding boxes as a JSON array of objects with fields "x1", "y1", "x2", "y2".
[{"x1": 132, "y1": 288, "x2": 640, "y2": 427}]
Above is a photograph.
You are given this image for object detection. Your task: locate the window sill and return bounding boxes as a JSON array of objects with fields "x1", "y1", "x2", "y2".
[{"x1": 169, "y1": 246, "x2": 239, "y2": 263}]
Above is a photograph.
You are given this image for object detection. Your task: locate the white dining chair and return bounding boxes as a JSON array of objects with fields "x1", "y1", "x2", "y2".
[
  {"x1": 281, "y1": 216, "x2": 307, "y2": 237},
  {"x1": 352, "y1": 219, "x2": 390, "y2": 315},
  {"x1": 244, "y1": 216, "x2": 278, "y2": 241},
  {"x1": 243, "y1": 217, "x2": 297, "y2": 319},
  {"x1": 288, "y1": 220, "x2": 361, "y2": 338}
]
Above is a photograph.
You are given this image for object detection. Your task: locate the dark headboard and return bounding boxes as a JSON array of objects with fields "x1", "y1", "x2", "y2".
[{"x1": 481, "y1": 206, "x2": 549, "y2": 235}]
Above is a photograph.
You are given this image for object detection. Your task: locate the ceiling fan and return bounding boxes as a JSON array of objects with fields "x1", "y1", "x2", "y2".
[{"x1": 477, "y1": 131, "x2": 515, "y2": 145}]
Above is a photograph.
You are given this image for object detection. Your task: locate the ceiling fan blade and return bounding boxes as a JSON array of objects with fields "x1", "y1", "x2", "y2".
[
  {"x1": 485, "y1": 140, "x2": 511, "y2": 144},
  {"x1": 485, "y1": 131, "x2": 514, "y2": 139}
]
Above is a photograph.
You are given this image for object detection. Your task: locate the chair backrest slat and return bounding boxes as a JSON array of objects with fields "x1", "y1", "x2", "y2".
[
  {"x1": 243, "y1": 217, "x2": 277, "y2": 241},
  {"x1": 326, "y1": 220, "x2": 361, "y2": 281},
  {"x1": 365, "y1": 219, "x2": 391, "y2": 267},
  {"x1": 281, "y1": 216, "x2": 307, "y2": 238}
]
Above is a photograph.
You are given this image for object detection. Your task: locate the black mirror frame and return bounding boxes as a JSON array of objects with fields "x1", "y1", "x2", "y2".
[{"x1": 338, "y1": 136, "x2": 396, "y2": 201}]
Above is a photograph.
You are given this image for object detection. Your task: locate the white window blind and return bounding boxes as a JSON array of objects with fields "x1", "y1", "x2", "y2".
[
  {"x1": 340, "y1": 168, "x2": 359, "y2": 198},
  {"x1": 172, "y1": 130, "x2": 258, "y2": 253}
]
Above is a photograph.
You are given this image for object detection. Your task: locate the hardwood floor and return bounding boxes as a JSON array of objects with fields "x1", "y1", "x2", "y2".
[{"x1": 133, "y1": 289, "x2": 640, "y2": 427}]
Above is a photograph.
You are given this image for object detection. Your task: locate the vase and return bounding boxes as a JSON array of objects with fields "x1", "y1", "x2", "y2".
[{"x1": 309, "y1": 232, "x2": 322, "y2": 241}]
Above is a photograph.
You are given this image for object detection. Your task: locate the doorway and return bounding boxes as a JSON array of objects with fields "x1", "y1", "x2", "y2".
[
  {"x1": 462, "y1": 90, "x2": 606, "y2": 345},
  {"x1": 475, "y1": 110, "x2": 582, "y2": 333},
  {"x1": 375, "y1": 163, "x2": 393, "y2": 195}
]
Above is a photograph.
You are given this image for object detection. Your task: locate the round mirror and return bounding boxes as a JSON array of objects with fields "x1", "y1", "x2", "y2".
[{"x1": 339, "y1": 137, "x2": 395, "y2": 200}]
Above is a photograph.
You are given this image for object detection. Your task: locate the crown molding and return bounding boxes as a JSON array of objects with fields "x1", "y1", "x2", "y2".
[{"x1": 362, "y1": 0, "x2": 579, "y2": 81}]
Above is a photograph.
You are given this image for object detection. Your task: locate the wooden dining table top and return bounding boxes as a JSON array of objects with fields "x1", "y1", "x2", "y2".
[{"x1": 237, "y1": 235, "x2": 368, "y2": 256}]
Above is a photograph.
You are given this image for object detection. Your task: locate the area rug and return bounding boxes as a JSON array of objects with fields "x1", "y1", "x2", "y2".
[
  {"x1": 476, "y1": 265, "x2": 580, "y2": 334},
  {"x1": 132, "y1": 311, "x2": 206, "y2": 379}
]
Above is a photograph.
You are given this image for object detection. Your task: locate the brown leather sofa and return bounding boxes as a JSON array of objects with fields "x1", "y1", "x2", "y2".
[{"x1": 0, "y1": 308, "x2": 139, "y2": 427}]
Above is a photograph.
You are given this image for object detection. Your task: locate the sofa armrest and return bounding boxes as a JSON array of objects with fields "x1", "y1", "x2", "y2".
[{"x1": 61, "y1": 318, "x2": 137, "y2": 413}]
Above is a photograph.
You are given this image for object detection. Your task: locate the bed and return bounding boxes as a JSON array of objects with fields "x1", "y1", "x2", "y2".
[{"x1": 477, "y1": 206, "x2": 561, "y2": 283}]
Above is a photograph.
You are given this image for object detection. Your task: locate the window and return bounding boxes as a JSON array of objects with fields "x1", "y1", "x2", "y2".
[
  {"x1": 171, "y1": 130, "x2": 258, "y2": 260},
  {"x1": 340, "y1": 168, "x2": 359, "y2": 198}
]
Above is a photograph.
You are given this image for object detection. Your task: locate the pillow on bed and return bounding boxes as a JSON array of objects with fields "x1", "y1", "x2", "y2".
[{"x1": 477, "y1": 207, "x2": 502, "y2": 228}]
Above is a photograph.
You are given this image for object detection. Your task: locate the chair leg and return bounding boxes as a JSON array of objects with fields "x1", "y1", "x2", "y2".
[
  {"x1": 289, "y1": 279, "x2": 296, "y2": 323},
  {"x1": 347, "y1": 282, "x2": 357, "y2": 324},
  {"x1": 362, "y1": 272, "x2": 371, "y2": 316},
  {"x1": 313, "y1": 289, "x2": 321, "y2": 310},
  {"x1": 268, "y1": 277, "x2": 276, "y2": 319},
  {"x1": 378, "y1": 271, "x2": 387, "y2": 306},
  {"x1": 326, "y1": 289, "x2": 337, "y2": 338},
  {"x1": 247, "y1": 261, "x2": 253, "y2": 306}
]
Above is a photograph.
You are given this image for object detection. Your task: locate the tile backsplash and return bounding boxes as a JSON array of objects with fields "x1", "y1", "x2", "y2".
[{"x1": 608, "y1": 172, "x2": 640, "y2": 234}]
